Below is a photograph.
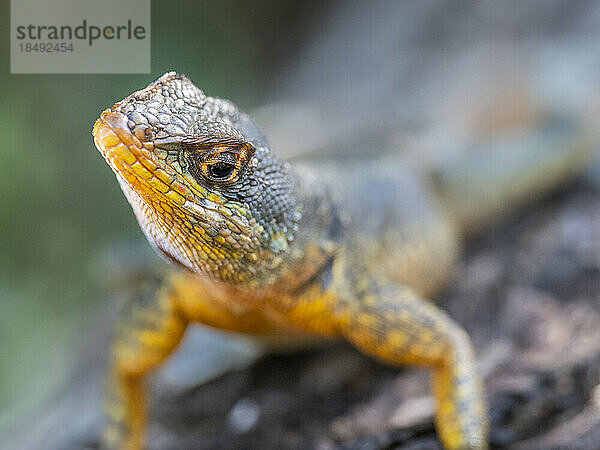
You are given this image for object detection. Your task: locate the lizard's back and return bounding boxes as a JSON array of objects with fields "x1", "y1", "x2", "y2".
[
  {"x1": 294, "y1": 115, "x2": 596, "y2": 297},
  {"x1": 296, "y1": 152, "x2": 458, "y2": 297}
]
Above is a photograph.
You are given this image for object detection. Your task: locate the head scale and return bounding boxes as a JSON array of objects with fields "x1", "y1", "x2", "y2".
[{"x1": 93, "y1": 72, "x2": 300, "y2": 284}]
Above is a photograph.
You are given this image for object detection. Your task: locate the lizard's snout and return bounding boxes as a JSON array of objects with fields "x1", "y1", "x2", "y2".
[
  {"x1": 93, "y1": 109, "x2": 139, "y2": 156},
  {"x1": 92, "y1": 109, "x2": 180, "y2": 204},
  {"x1": 93, "y1": 108, "x2": 151, "y2": 173}
]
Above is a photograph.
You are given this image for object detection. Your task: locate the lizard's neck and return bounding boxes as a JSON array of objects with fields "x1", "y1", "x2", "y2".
[
  {"x1": 252, "y1": 170, "x2": 343, "y2": 293},
  {"x1": 192, "y1": 178, "x2": 343, "y2": 305}
]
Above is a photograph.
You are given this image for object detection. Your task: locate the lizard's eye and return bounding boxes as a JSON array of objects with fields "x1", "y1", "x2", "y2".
[
  {"x1": 207, "y1": 161, "x2": 236, "y2": 180},
  {"x1": 183, "y1": 140, "x2": 255, "y2": 185},
  {"x1": 198, "y1": 151, "x2": 242, "y2": 183}
]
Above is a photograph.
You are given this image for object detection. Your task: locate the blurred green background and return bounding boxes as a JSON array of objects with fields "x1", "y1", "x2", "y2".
[{"x1": 0, "y1": 0, "x2": 320, "y2": 436}]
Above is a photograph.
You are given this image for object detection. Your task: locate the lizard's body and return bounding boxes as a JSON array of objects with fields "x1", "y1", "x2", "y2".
[{"x1": 93, "y1": 73, "x2": 595, "y2": 449}]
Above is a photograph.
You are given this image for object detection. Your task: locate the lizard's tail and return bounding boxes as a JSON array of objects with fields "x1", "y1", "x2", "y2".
[{"x1": 431, "y1": 116, "x2": 597, "y2": 236}]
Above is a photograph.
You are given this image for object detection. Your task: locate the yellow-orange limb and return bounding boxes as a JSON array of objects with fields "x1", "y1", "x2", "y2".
[
  {"x1": 103, "y1": 269, "x2": 487, "y2": 450},
  {"x1": 335, "y1": 282, "x2": 488, "y2": 449},
  {"x1": 103, "y1": 278, "x2": 188, "y2": 450},
  {"x1": 103, "y1": 272, "x2": 314, "y2": 450}
]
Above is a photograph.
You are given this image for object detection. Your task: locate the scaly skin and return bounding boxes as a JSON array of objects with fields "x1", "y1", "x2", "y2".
[{"x1": 92, "y1": 72, "x2": 595, "y2": 449}]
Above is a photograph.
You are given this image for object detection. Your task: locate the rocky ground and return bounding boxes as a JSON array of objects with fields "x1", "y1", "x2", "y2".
[{"x1": 74, "y1": 182, "x2": 599, "y2": 450}]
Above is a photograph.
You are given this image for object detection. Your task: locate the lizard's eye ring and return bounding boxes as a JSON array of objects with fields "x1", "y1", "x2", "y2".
[{"x1": 207, "y1": 161, "x2": 236, "y2": 180}]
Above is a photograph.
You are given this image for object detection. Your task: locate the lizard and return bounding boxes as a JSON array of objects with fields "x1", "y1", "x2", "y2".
[{"x1": 92, "y1": 72, "x2": 596, "y2": 449}]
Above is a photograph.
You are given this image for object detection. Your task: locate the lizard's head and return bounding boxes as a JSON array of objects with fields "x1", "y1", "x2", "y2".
[{"x1": 93, "y1": 72, "x2": 300, "y2": 283}]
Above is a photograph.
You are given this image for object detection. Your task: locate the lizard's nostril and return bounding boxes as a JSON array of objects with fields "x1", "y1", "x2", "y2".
[
  {"x1": 96, "y1": 109, "x2": 143, "y2": 150},
  {"x1": 99, "y1": 109, "x2": 127, "y2": 132},
  {"x1": 92, "y1": 114, "x2": 123, "y2": 154}
]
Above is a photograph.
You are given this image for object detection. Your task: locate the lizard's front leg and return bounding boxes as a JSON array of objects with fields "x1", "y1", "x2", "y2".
[
  {"x1": 103, "y1": 277, "x2": 188, "y2": 450},
  {"x1": 336, "y1": 280, "x2": 488, "y2": 449}
]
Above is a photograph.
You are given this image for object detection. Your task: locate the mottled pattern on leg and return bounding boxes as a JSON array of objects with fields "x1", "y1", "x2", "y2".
[
  {"x1": 103, "y1": 276, "x2": 188, "y2": 450},
  {"x1": 337, "y1": 280, "x2": 488, "y2": 449}
]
